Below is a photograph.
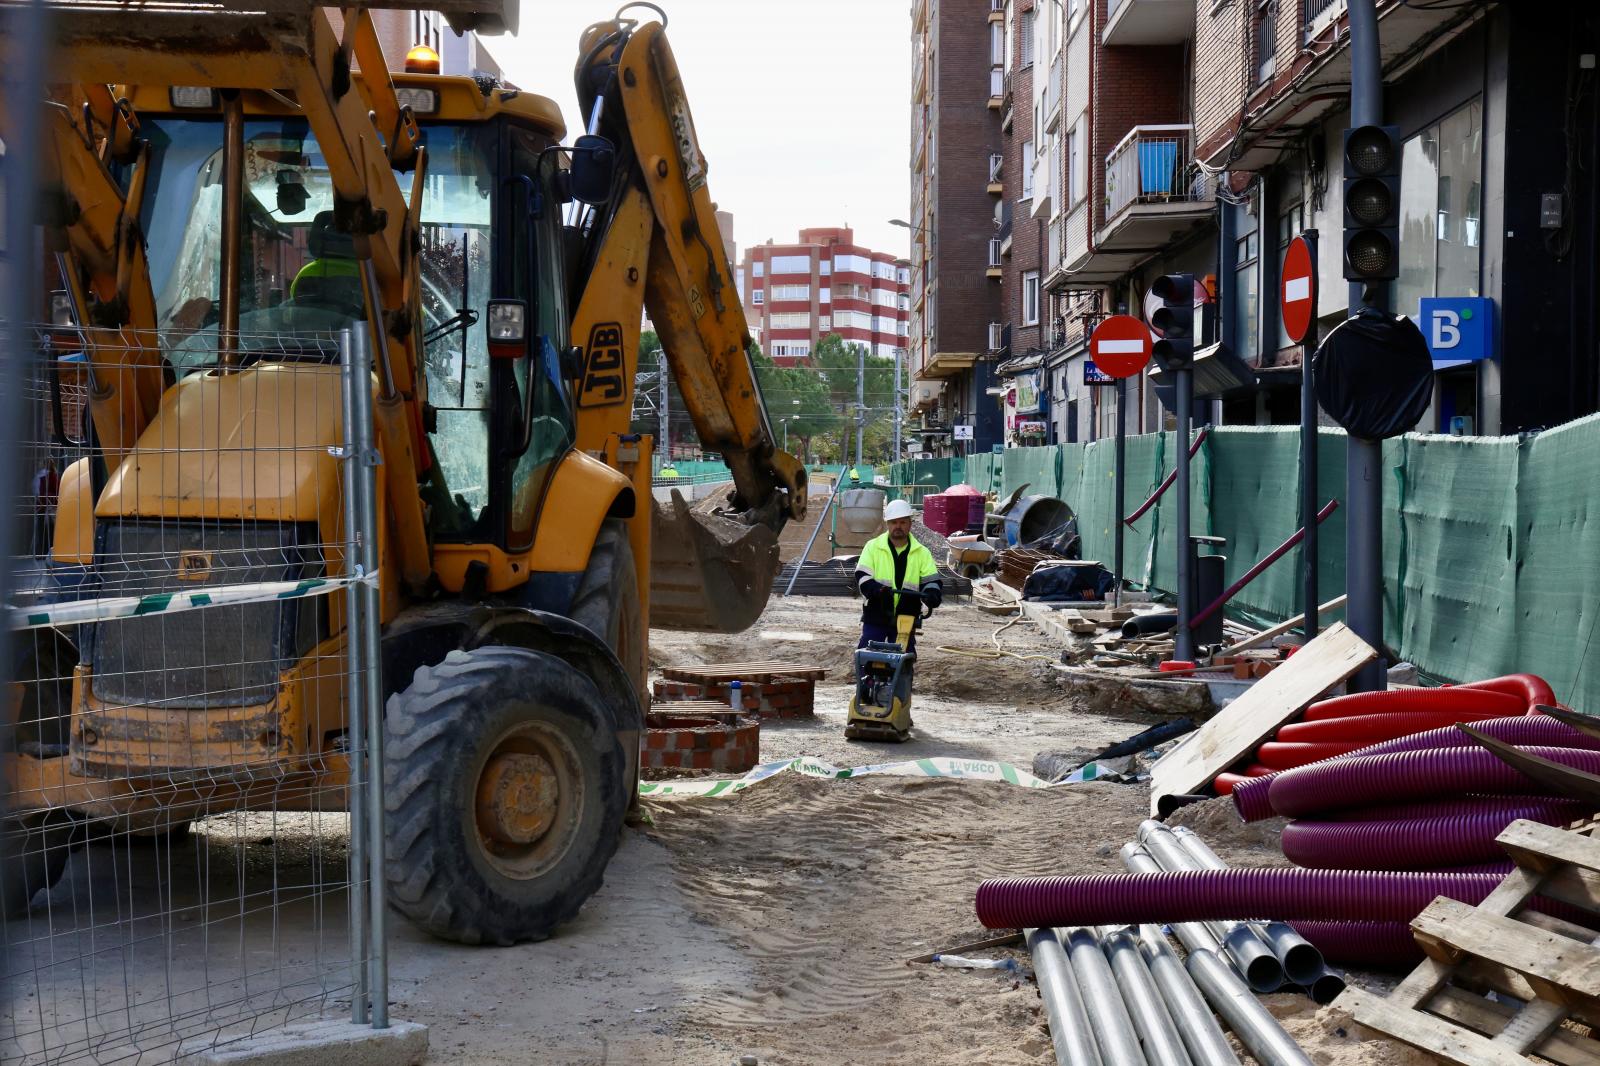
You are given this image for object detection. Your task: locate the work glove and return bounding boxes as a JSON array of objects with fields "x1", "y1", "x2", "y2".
[
  {"x1": 861, "y1": 579, "x2": 895, "y2": 611},
  {"x1": 921, "y1": 584, "x2": 943, "y2": 611}
]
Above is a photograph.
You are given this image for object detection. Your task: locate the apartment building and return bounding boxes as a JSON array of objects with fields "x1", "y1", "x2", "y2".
[
  {"x1": 1015, "y1": 0, "x2": 1598, "y2": 442},
  {"x1": 906, "y1": 0, "x2": 1006, "y2": 457},
  {"x1": 1198, "y1": 0, "x2": 1599, "y2": 434},
  {"x1": 994, "y1": 0, "x2": 1052, "y2": 448},
  {"x1": 737, "y1": 228, "x2": 910, "y2": 365}
]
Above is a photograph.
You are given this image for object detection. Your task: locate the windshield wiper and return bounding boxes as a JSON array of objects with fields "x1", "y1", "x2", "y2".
[{"x1": 423, "y1": 307, "x2": 480, "y2": 345}]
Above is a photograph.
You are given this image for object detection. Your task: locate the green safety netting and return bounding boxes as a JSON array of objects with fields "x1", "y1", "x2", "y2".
[{"x1": 879, "y1": 415, "x2": 1600, "y2": 708}]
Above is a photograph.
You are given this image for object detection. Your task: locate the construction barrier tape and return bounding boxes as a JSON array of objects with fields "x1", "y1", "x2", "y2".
[
  {"x1": 638, "y1": 754, "x2": 1126, "y2": 799},
  {"x1": 9, "y1": 573, "x2": 378, "y2": 631}
]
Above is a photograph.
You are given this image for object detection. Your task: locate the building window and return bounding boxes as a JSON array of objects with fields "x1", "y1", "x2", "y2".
[
  {"x1": 1066, "y1": 0, "x2": 1083, "y2": 29},
  {"x1": 819, "y1": 316, "x2": 831, "y2": 331},
  {"x1": 768, "y1": 312, "x2": 811, "y2": 330},
  {"x1": 770, "y1": 284, "x2": 810, "y2": 301},
  {"x1": 752, "y1": 261, "x2": 764, "y2": 278},
  {"x1": 1275, "y1": 202, "x2": 1305, "y2": 350},
  {"x1": 1065, "y1": 123, "x2": 1082, "y2": 206},
  {"x1": 751, "y1": 289, "x2": 764, "y2": 305},
  {"x1": 1395, "y1": 98, "x2": 1484, "y2": 317},
  {"x1": 413, "y1": 10, "x2": 442, "y2": 52},
  {"x1": 1022, "y1": 271, "x2": 1041, "y2": 325},
  {"x1": 1255, "y1": 0, "x2": 1278, "y2": 85},
  {"x1": 990, "y1": 21, "x2": 1005, "y2": 66},
  {"x1": 770, "y1": 254, "x2": 811, "y2": 274},
  {"x1": 1021, "y1": 139, "x2": 1035, "y2": 200},
  {"x1": 1020, "y1": 8, "x2": 1034, "y2": 68},
  {"x1": 1234, "y1": 230, "x2": 1259, "y2": 358}
]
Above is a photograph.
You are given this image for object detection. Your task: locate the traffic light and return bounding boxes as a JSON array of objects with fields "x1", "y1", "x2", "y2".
[
  {"x1": 1150, "y1": 273, "x2": 1194, "y2": 370},
  {"x1": 1342, "y1": 125, "x2": 1401, "y2": 284}
]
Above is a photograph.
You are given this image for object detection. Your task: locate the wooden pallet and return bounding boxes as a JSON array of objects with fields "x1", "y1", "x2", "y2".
[
  {"x1": 660, "y1": 661, "x2": 827, "y2": 684},
  {"x1": 1338, "y1": 819, "x2": 1600, "y2": 1065}
]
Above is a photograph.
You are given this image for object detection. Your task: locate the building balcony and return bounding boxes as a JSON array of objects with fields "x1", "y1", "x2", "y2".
[
  {"x1": 987, "y1": 151, "x2": 1004, "y2": 194},
  {"x1": 1064, "y1": 125, "x2": 1214, "y2": 284},
  {"x1": 1042, "y1": 54, "x2": 1062, "y2": 131},
  {"x1": 988, "y1": 65, "x2": 1005, "y2": 108},
  {"x1": 1103, "y1": 0, "x2": 1193, "y2": 46},
  {"x1": 1200, "y1": 0, "x2": 1489, "y2": 170},
  {"x1": 919, "y1": 350, "x2": 979, "y2": 379}
]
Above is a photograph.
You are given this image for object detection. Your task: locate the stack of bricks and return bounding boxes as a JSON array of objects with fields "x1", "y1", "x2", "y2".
[{"x1": 640, "y1": 705, "x2": 760, "y2": 777}]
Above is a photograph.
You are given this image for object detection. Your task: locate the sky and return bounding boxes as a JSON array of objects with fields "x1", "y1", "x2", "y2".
[{"x1": 489, "y1": 0, "x2": 913, "y2": 261}]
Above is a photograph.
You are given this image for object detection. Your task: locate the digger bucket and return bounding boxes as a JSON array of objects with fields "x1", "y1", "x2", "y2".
[{"x1": 649, "y1": 489, "x2": 780, "y2": 633}]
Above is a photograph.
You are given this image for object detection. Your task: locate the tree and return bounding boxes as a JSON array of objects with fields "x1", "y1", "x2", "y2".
[
  {"x1": 810, "y1": 333, "x2": 896, "y2": 464},
  {"x1": 749, "y1": 340, "x2": 836, "y2": 461}
]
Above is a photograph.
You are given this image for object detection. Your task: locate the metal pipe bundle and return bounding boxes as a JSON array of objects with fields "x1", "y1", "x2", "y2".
[
  {"x1": 1170, "y1": 827, "x2": 1336, "y2": 995},
  {"x1": 1134, "y1": 925, "x2": 1239, "y2": 1066},
  {"x1": 1100, "y1": 927, "x2": 1194, "y2": 1066},
  {"x1": 1137, "y1": 822, "x2": 1284, "y2": 993},
  {"x1": 1119, "y1": 843, "x2": 1222, "y2": 957},
  {"x1": 1186, "y1": 950, "x2": 1314, "y2": 1066},
  {"x1": 1065, "y1": 928, "x2": 1149, "y2": 1066},
  {"x1": 1026, "y1": 927, "x2": 1104, "y2": 1066}
]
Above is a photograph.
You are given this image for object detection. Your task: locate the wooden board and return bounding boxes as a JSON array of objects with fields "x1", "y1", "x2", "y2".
[
  {"x1": 1335, "y1": 818, "x2": 1600, "y2": 1066},
  {"x1": 661, "y1": 662, "x2": 827, "y2": 683},
  {"x1": 1217, "y1": 594, "x2": 1348, "y2": 656},
  {"x1": 1146, "y1": 621, "x2": 1375, "y2": 814},
  {"x1": 1020, "y1": 601, "x2": 1087, "y2": 646}
]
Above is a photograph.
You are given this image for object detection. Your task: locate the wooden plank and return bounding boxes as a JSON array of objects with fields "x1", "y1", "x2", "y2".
[
  {"x1": 1146, "y1": 621, "x2": 1375, "y2": 814},
  {"x1": 1020, "y1": 600, "x2": 1084, "y2": 647},
  {"x1": 1340, "y1": 985, "x2": 1539, "y2": 1066},
  {"x1": 661, "y1": 662, "x2": 826, "y2": 683},
  {"x1": 1427, "y1": 987, "x2": 1600, "y2": 1066},
  {"x1": 1412, "y1": 898, "x2": 1600, "y2": 1004},
  {"x1": 1216, "y1": 594, "x2": 1348, "y2": 656},
  {"x1": 1499, "y1": 820, "x2": 1600, "y2": 879},
  {"x1": 905, "y1": 931, "x2": 1022, "y2": 965}
]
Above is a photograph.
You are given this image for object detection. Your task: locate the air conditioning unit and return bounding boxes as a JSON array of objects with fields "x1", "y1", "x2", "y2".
[{"x1": 988, "y1": 322, "x2": 1004, "y2": 351}]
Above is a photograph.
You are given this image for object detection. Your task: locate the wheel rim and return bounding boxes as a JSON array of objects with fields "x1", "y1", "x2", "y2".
[{"x1": 471, "y1": 719, "x2": 584, "y2": 881}]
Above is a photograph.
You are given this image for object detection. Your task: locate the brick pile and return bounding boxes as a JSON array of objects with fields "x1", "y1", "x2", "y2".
[
  {"x1": 639, "y1": 707, "x2": 760, "y2": 777},
  {"x1": 651, "y1": 677, "x2": 818, "y2": 720}
]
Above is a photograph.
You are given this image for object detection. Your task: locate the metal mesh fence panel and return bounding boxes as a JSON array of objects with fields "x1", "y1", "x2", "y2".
[{"x1": 3, "y1": 326, "x2": 383, "y2": 1064}]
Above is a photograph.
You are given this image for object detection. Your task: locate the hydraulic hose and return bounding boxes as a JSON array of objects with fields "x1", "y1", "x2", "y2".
[
  {"x1": 1279, "y1": 798, "x2": 1592, "y2": 869},
  {"x1": 1231, "y1": 715, "x2": 1600, "y2": 822},
  {"x1": 1301, "y1": 687, "x2": 1524, "y2": 722},
  {"x1": 1254, "y1": 741, "x2": 1369, "y2": 769},
  {"x1": 1265, "y1": 745, "x2": 1600, "y2": 819},
  {"x1": 1286, "y1": 921, "x2": 1421, "y2": 968},
  {"x1": 1457, "y1": 673, "x2": 1557, "y2": 707},
  {"x1": 974, "y1": 868, "x2": 1504, "y2": 929},
  {"x1": 1275, "y1": 710, "x2": 1520, "y2": 744}
]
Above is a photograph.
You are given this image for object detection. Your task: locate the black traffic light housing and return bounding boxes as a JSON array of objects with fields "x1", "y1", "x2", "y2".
[
  {"x1": 1342, "y1": 125, "x2": 1401, "y2": 284},
  {"x1": 1150, "y1": 273, "x2": 1195, "y2": 371}
]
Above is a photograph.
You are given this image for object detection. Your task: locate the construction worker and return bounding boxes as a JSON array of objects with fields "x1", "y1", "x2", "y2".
[
  {"x1": 290, "y1": 211, "x2": 362, "y2": 315},
  {"x1": 854, "y1": 498, "x2": 942, "y2": 654}
]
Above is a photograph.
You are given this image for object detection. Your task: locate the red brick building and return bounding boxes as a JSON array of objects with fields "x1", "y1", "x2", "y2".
[
  {"x1": 906, "y1": 0, "x2": 1006, "y2": 456},
  {"x1": 737, "y1": 228, "x2": 909, "y2": 366}
]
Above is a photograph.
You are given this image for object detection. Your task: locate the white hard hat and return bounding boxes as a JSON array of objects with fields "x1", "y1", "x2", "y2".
[{"x1": 884, "y1": 499, "x2": 915, "y2": 521}]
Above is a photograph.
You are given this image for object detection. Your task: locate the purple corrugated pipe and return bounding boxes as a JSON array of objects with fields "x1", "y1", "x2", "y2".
[
  {"x1": 1232, "y1": 715, "x2": 1600, "y2": 823},
  {"x1": 1305, "y1": 795, "x2": 1570, "y2": 823},
  {"x1": 973, "y1": 868, "x2": 1502, "y2": 929},
  {"x1": 1287, "y1": 921, "x2": 1421, "y2": 968},
  {"x1": 1280, "y1": 799, "x2": 1592, "y2": 869},
  {"x1": 1266, "y1": 746, "x2": 1600, "y2": 819}
]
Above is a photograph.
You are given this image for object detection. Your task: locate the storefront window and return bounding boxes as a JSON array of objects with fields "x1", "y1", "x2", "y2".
[
  {"x1": 1396, "y1": 99, "x2": 1483, "y2": 316},
  {"x1": 1234, "y1": 230, "x2": 1259, "y2": 359}
]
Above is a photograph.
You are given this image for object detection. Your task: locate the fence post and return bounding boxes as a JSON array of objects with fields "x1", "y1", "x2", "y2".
[
  {"x1": 340, "y1": 328, "x2": 371, "y2": 1023},
  {"x1": 349, "y1": 327, "x2": 389, "y2": 1026}
]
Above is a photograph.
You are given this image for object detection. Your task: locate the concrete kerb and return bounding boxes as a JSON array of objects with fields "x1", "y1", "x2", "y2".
[{"x1": 197, "y1": 1019, "x2": 428, "y2": 1066}]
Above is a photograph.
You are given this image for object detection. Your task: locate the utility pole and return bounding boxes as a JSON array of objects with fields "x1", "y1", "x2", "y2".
[
  {"x1": 659, "y1": 362, "x2": 670, "y2": 463},
  {"x1": 892, "y1": 346, "x2": 903, "y2": 466},
  {"x1": 855, "y1": 343, "x2": 865, "y2": 471},
  {"x1": 1346, "y1": 0, "x2": 1385, "y2": 691}
]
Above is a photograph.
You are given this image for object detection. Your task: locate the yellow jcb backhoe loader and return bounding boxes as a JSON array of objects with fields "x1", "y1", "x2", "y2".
[{"x1": 2, "y1": 1, "x2": 803, "y2": 945}]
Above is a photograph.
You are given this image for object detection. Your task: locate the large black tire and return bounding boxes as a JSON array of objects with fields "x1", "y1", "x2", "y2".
[
  {"x1": 5, "y1": 628, "x2": 76, "y2": 753},
  {"x1": 383, "y1": 646, "x2": 626, "y2": 945},
  {"x1": 568, "y1": 519, "x2": 646, "y2": 707},
  {"x1": 1, "y1": 814, "x2": 77, "y2": 919}
]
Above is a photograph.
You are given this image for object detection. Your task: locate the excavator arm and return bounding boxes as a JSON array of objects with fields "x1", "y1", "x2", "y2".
[{"x1": 567, "y1": 9, "x2": 807, "y2": 631}]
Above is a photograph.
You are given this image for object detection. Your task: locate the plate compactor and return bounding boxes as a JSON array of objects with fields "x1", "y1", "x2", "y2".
[{"x1": 845, "y1": 590, "x2": 930, "y2": 742}]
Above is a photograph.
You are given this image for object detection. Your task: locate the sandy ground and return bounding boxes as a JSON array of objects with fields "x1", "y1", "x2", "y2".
[{"x1": 5, "y1": 589, "x2": 1435, "y2": 1065}]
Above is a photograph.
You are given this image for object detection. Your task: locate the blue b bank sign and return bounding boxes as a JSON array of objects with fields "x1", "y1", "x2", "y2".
[{"x1": 1419, "y1": 296, "x2": 1495, "y2": 369}]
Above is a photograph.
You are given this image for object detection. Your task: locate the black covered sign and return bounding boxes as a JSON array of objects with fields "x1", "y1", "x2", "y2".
[{"x1": 1313, "y1": 309, "x2": 1433, "y2": 440}]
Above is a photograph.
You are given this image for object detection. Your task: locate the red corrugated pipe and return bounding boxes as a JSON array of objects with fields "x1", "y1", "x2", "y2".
[
  {"x1": 1276, "y1": 709, "x2": 1520, "y2": 744},
  {"x1": 1302, "y1": 687, "x2": 1524, "y2": 722}
]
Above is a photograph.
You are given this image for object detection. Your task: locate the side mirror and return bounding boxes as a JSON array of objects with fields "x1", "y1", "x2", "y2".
[
  {"x1": 568, "y1": 134, "x2": 616, "y2": 206},
  {"x1": 561, "y1": 345, "x2": 584, "y2": 381}
]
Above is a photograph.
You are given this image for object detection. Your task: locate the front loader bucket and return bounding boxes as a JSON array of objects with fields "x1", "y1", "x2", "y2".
[{"x1": 649, "y1": 490, "x2": 780, "y2": 633}]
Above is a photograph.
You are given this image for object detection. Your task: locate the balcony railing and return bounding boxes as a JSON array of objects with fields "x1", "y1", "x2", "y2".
[
  {"x1": 990, "y1": 0, "x2": 1004, "y2": 11},
  {"x1": 1042, "y1": 54, "x2": 1062, "y2": 127},
  {"x1": 1304, "y1": 0, "x2": 1345, "y2": 37},
  {"x1": 989, "y1": 65, "x2": 1005, "y2": 99},
  {"x1": 1104, "y1": 124, "x2": 1213, "y2": 221},
  {"x1": 988, "y1": 152, "x2": 1004, "y2": 183},
  {"x1": 987, "y1": 238, "x2": 1003, "y2": 269}
]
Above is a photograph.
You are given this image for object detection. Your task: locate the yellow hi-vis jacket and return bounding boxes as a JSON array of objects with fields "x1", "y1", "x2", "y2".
[{"x1": 854, "y1": 532, "x2": 939, "y2": 626}]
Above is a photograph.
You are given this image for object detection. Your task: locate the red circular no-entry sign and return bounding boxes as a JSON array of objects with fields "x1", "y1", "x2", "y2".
[
  {"x1": 1281, "y1": 235, "x2": 1317, "y2": 345},
  {"x1": 1089, "y1": 315, "x2": 1153, "y2": 379}
]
